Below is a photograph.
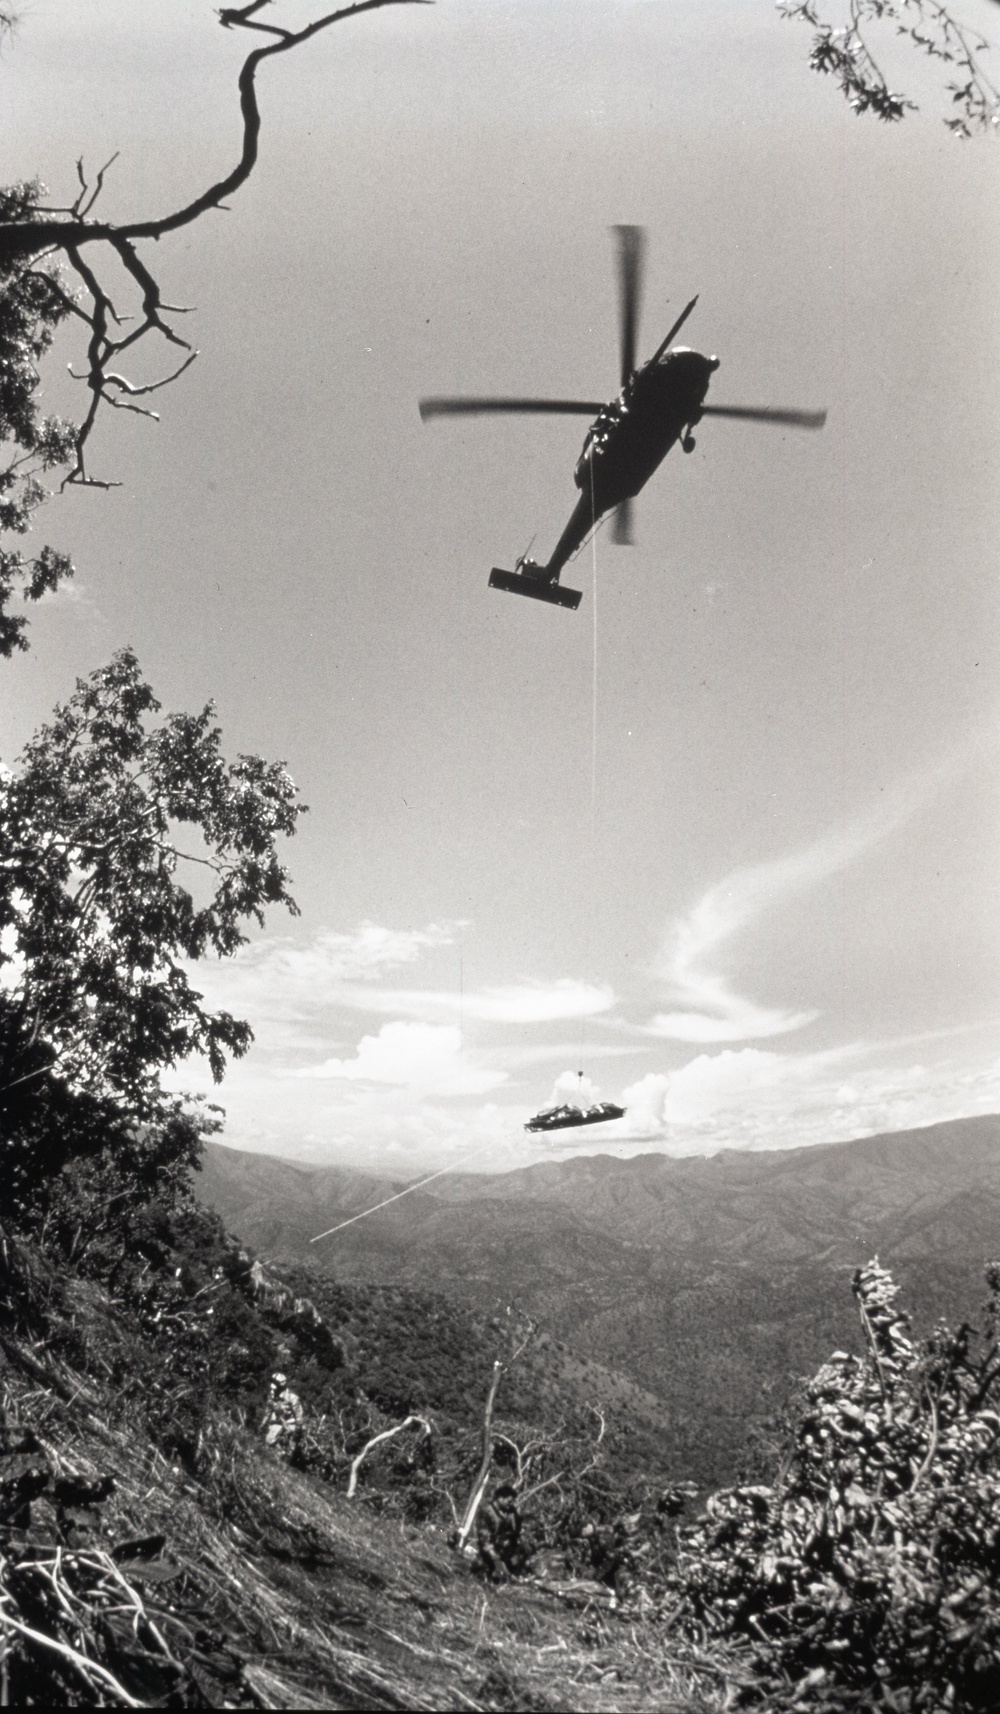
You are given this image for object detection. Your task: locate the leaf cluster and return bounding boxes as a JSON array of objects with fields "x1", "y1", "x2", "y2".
[
  {"x1": 675, "y1": 1258, "x2": 1000, "y2": 1710},
  {"x1": 0, "y1": 181, "x2": 76, "y2": 654},
  {"x1": 0, "y1": 648, "x2": 303, "y2": 1220},
  {"x1": 779, "y1": 0, "x2": 1000, "y2": 135}
]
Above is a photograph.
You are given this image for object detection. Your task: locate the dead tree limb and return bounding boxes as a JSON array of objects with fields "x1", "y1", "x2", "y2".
[
  {"x1": 455, "y1": 1360, "x2": 502, "y2": 1550},
  {"x1": 0, "y1": 1, "x2": 432, "y2": 487},
  {"x1": 346, "y1": 1414, "x2": 432, "y2": 1499}
]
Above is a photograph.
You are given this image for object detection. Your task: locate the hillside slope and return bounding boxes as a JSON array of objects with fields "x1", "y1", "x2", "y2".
[
  {"x1": 0, "y1": 1215, "x2": 735, "y2": 1712},
  {"x1": 197, "y1": 1115, "x2": 1000, "y2": 1486}
]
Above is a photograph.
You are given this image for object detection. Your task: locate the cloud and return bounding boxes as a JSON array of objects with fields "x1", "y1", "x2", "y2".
[
  {"x1": 648, "y1": 753, "x2": 972, "y2": 1045},
  {"x1": 663, "y1": 1045, "x2": 853, "y2": 1123},
  {"x1": 547, "y1": 1069, "x2": 601, "y2": 1107},
  {"x1": 48, "y1": 581, "x2": 92, "y2": 605},
  {"x1": 292, "y1": 1020, "x2": 508, "y2": 1097},
  {"x1": 503, "y1": 1043, "x2": 643, "y2": 1068},
  {"x1": 334, "y1": 979, "x2": 616, "y2": 1025},
  {"x1": 213, "y1": 920, "x2": 459, "y2": 999},
  {"x1": 189, "y1": 926, "x2": 612, "y2": 1046},
  {"x1": 182, "y1": 920, "x2": 463, "y2": 1054},
  {"x1": 618, "y1": 1072, "x2": 671, "y2": 1136}
]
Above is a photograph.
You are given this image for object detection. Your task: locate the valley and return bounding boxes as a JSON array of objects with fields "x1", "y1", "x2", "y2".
[{"x1": 197, "y1": 1113, "x2": 1000, "y2": 1487}]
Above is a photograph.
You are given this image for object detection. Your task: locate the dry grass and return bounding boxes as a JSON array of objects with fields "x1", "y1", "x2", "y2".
[{"x1": 0, "y1": 1324, "x2": 755, "y2": 1711}]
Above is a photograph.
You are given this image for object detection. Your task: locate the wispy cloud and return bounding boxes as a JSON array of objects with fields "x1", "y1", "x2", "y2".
[
  {"x1": 184, "y1": 920, "x2": 462, "y2": 1053},
  {"x1": 207, "y1": 921, "x2": 460, "y2": 1004},
  {"x1": 502, "y1": 1042, "x2": 642, "y2": 1068},
  {"x1": 334, "y1": 979, "x2": 616, "y2": 1025},
  {"x1": 190, "y1": 925, "x2": 613, "y2": 1037},
  {"x1": 648, "y1": 751, "x2": 973, "y2": 1045}
]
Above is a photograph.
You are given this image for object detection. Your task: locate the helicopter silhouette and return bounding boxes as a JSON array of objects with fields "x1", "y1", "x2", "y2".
[{"x1": 419, "y1": 227, "x2": 827, "y2": 610}]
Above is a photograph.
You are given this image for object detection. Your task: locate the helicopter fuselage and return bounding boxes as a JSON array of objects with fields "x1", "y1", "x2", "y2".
[{"x1": 537, "y1": 347, "x2": 719, "y2": 582}]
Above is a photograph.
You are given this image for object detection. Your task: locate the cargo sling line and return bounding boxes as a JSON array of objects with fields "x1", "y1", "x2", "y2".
[
  {"x1": 312, "y1": 480, "x2": 602, "y2": 1245},
  {"x1": 580, "y1": 462, "x2": 598, "y2": 1066},
  {"x1": 310, "y1": 1139, "x2": 497, "y2": 1242}
]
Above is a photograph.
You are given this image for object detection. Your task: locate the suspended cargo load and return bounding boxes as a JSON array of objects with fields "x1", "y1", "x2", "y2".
[{"x1": 524, "y1": 1100, "x2": 625, "y2": 1134}]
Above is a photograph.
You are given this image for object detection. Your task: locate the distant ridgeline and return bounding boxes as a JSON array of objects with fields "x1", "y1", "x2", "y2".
[{"x1": 197, "y1": 1115, "x2": 1000, "y2": 1490}]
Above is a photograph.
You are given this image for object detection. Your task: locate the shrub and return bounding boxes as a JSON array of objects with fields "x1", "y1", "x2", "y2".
[{"x1": 676, "y1": 1259, "x2": 1000, "y2": 1710}]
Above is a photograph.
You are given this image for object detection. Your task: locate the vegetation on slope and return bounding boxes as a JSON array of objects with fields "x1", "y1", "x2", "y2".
[
  {"x1": 4, "y1": 1128, "x2": 1000, "y2": 1710},
  {"x1": 197, "y1": 1120, "x2": 1000, "y2": 1492},
  {"x1": 0, "y1": 1181, "x2": 744, "y2": 1711}
]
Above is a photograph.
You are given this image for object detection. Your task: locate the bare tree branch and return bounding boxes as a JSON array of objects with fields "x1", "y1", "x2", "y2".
[
  {"x1": 456, "y1": 1360, "x2": 503, "y2": 1550},
  {"x1": 346, "y1": 1414, "x2": 432, "y2": 1498},
  {"x1": 0, "y1": 1, "x2": 432, "y2": 487}
]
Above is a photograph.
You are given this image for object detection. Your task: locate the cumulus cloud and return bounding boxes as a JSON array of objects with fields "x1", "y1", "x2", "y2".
[
  {"x1": 663, "y1": 1045, "x2": 852, "y2": 1123},
  {"x1": 292, "y1": 1020, "x2": 508, "y2": 1097},
  {"x1": 648, "y1": 754, "x2": 970, "y2": 1045},
  {"x1": 618, "y1": 1072, "x2": 671, "y2": 1136},
  {"x1": 547, "y1": 1069, "x2": 601, "y2": 1107}
]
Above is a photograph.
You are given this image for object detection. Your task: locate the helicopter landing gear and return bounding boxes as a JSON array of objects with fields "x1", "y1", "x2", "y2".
[
  {"x1": 513, "y1": 555, "x2": 553, "y2": 582},
  {"x1": 489, "y1": 559, "x2": 583, "y2": 610},
  {"x1": 681, "y1": 431, "x2": 696, "y2": 453}
]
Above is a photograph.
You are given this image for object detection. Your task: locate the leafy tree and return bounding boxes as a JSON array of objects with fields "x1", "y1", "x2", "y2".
[
  {"x1": 781, "y1": 0, "x2": 1000, "y2": 135},
  {"x1": 0, "y1": 647, "x2": 303, "y2": 1220},
  {"x1": 0, "y1": 0, "x2": 426, "y2": 650},
  {"x1": 0, "y1": 180, "x2": 77, "y2": 655},
  {"x1": 676, "y1": 1258, "x2": 1000, "y2": 1710}
]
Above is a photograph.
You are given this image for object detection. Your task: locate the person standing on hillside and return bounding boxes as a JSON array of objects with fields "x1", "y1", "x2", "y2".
[{"x1": 262, "y1": 1372, "x2": 304, "y2": 1456}]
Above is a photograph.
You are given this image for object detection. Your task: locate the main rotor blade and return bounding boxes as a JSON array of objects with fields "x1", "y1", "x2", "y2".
[
  {"x1": 613, "y1": 224, "x2": 645, "y2": 386},
  {"x1": 700, "y1": 405, "x2": 828, "y2": 430},
  {"x1": 650, "y1": 296, "x2": 699, "y2": 365},
  {"x1": 611, "y1": 499, "x2": 634, "y2": 545},
  {"x1": 419, "y1": 397, "x2": 605, "y2": 421}
]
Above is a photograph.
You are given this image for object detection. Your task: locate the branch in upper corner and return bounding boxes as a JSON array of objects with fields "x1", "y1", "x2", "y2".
[
  {"x1": 0, "y1": 1, "x2": 432, "y2": 508},
  {"x1": 778, "y1": 0, "x2": 1000, "y2": 135}
]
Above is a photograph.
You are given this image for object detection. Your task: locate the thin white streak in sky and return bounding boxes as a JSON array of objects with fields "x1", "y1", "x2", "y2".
[{"x1": 650, "y1": 735, "x2": 997, "y2": 1044}]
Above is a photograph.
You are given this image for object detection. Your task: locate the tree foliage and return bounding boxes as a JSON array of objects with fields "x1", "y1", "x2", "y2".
[
  {"x1": 780, "y1": 0, "x2": 1000, "y2": 134},
  {"x1": 0, "y1": 181, "x2": 77, "y2": 655},
  {"x1": 676, "y1": 1258, "x2": 1000, "y2": 1710},
  {"x1": 0, "y1": 648, "x2": 303, "y2": 1217}
]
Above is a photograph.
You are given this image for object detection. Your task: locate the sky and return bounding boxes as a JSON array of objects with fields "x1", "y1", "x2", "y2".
[{"x1": 2, "y1": 0, "x2": 999, "y2": 1174}]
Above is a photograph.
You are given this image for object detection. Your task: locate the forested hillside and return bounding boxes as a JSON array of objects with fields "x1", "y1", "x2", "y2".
[
  {"x1": 3, "y1": 1157, "x2": 1000, "y2": 1710},
  {"x1": 198, "y1": 1115, "x2": 1000, "y2": 1488}
]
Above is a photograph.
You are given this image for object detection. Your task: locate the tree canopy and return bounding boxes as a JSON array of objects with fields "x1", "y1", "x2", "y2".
[{"x1": 0, "y1": 649, "x2": 304, "y2": 1217}]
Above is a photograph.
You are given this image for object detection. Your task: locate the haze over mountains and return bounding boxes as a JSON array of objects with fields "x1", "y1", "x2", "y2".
[{"x1": 198, "y1": 1115, "x2": 1000, "y2": 1485}]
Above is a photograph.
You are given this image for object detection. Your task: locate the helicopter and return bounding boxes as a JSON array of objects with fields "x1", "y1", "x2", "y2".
[{"x1": 419, "y1": 227, "x2": 827, "y2": 610}]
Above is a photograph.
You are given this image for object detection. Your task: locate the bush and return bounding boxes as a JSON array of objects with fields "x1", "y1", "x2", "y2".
[{"x1": 676, "y1": 1258, "x2": 1000, "y2": 1710}]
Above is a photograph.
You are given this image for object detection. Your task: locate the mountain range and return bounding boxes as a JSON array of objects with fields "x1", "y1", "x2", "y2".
[{"x1": 196, "y1": 1114, "x2": 1000, "y2": 1486}]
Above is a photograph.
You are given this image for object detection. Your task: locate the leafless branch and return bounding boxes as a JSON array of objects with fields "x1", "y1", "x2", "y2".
[
  {"x1": 346, "y1": 1414, "x2": 432, "y2": 1498},
  {"x1": 456, "y1": 1360, "x2": 502, "y2": 1549},
  {"x1": 0, "y1": 0, "x2": 432, "y2": 485}
]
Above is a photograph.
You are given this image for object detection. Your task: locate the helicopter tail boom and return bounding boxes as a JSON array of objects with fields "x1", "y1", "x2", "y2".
[{"x1": 489, "y1": 569, "x2": 582, "y2": 610}]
